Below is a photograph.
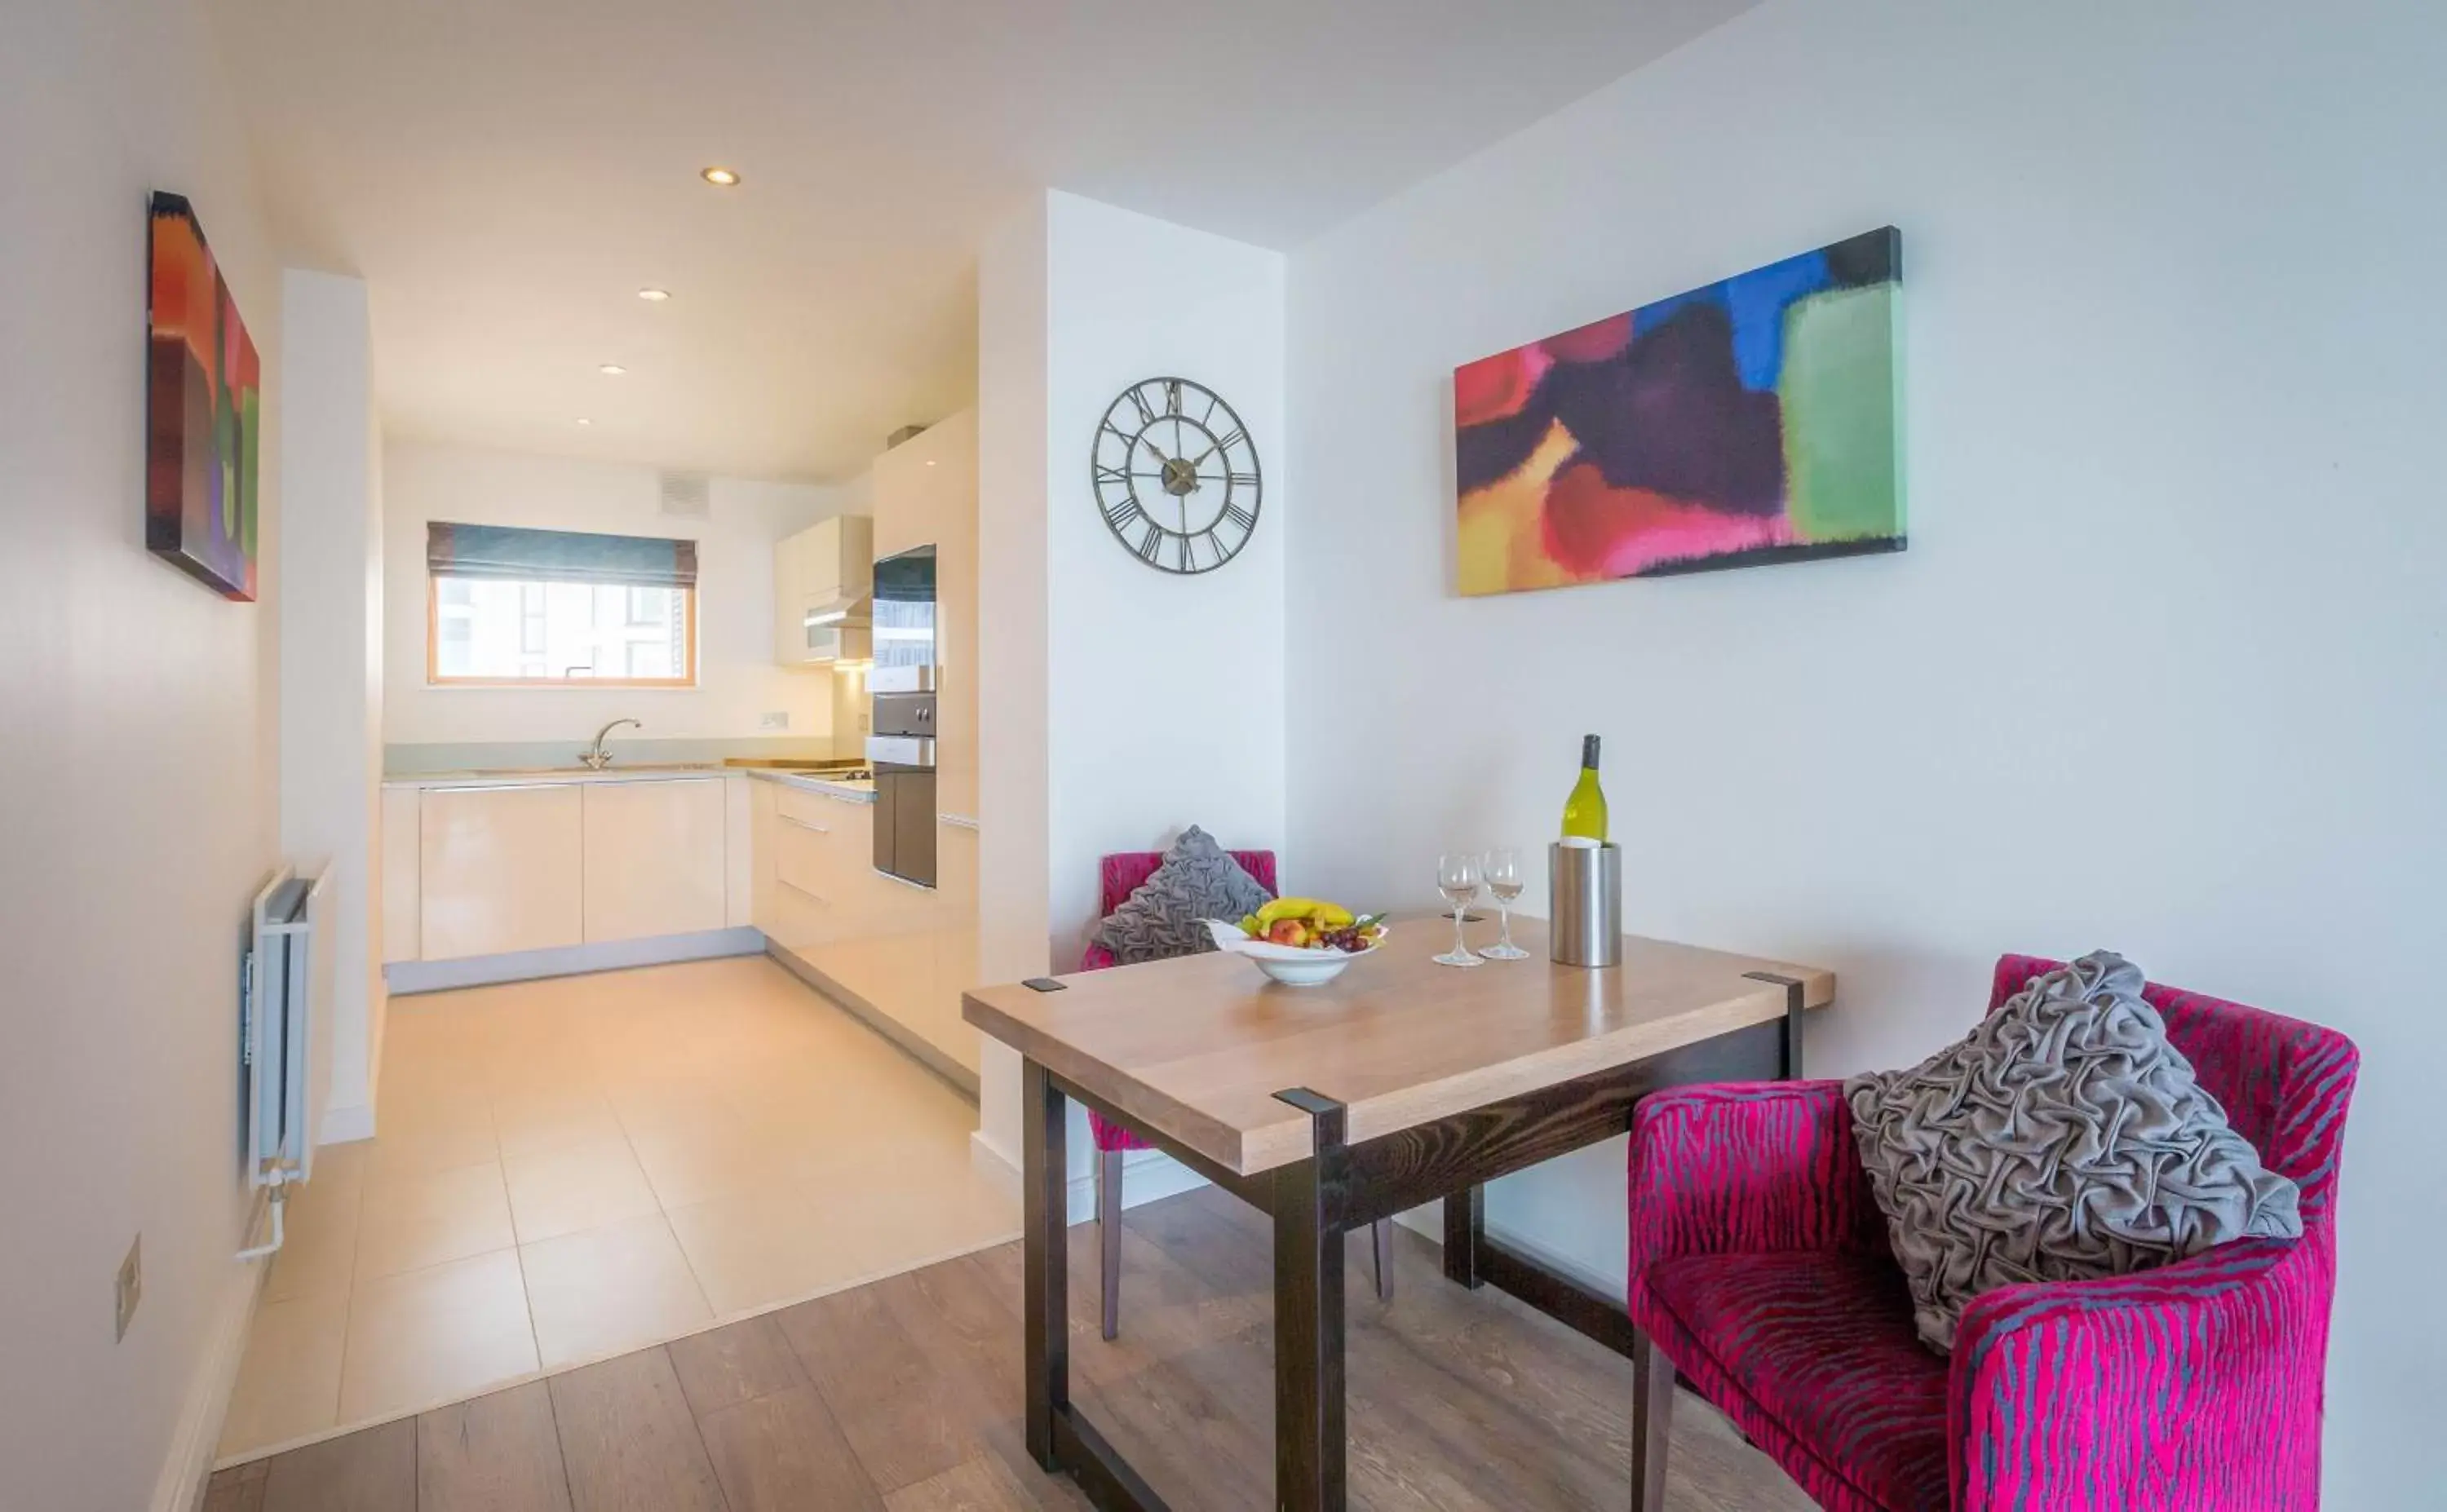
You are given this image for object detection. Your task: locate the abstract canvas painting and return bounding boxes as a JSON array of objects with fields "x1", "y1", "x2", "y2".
[
  {"x1": 147, "y1": 192, "x2": 261, "y2": 600},
  {"x1": 1454, "y1": 227, "x2": 1903, "y2": 595}
]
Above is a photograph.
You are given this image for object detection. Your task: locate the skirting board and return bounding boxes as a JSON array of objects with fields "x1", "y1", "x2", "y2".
[
  {"x1": 384, "y1": 926, "x2": 764, "y2": 994},
  {"x1": 764, "y1": 941, "x2": 980, "y2": 1097},
  {"x1": 154, "y1": 1206, "x2": 268, "y2": 1512},
  {"x1": 1399, "y1": 1196, "x2": 1627, "y2": 1302},
  {"x1": 967, "y1": 1130, "x2": 1209, "y2": 1227},
  {"x1": 1069, "y1": 1146, "x2": 1207, "y2": 1226}
]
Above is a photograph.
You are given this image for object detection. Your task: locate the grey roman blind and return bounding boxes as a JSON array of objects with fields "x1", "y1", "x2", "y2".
[{"x1": 425, "y1": 522, "x2": 698, "y2": 589}]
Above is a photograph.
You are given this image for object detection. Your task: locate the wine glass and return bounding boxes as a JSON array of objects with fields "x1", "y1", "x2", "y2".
[
  {"x1": 1479, "y1": 847, "x2": 1530, "y2": 960},
  {"x1": 1434, "y1": 852, "x2": 1485, "y2": 967}
]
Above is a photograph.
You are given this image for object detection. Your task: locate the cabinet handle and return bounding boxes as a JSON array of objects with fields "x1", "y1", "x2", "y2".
[{"x1": 781, "y1": 814, "x2": 832, "y2": 835}]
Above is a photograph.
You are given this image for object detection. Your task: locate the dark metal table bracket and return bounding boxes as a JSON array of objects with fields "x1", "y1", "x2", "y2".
[{"x1": 1741, "y1": 970, "x2": 1807, "y2": 1079}]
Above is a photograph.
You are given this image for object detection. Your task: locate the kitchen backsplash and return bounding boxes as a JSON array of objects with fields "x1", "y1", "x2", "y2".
[{"x1": 383, "y1": 736, "x2": 855, "y2": 775}]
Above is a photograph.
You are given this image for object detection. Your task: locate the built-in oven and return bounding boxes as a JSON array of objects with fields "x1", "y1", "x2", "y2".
[{"x1": 866, "y1": 546, "x2": 937, "y2": 887}]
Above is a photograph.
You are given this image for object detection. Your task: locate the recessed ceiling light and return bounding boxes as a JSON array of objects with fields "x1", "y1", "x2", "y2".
[
  {"x1": 598, "y1": 363, "x2": 626, "y2": 376},
  {"x1": 576, "y1": 418, "x2": 592, "y2": 427},
  {"x1": 925, "y1": 459, "x2": 937, "y2": 467},
  {"x1": 700, "y1": 166, "x2": 741, "y2": 188},
  {"x1": 637, "y1": 288, "x2": 670, "y2": 303}
]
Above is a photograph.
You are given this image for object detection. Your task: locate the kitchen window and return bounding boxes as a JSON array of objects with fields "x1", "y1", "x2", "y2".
[{"x1": 426, "y1": 522, "x2": 697, "y2": 687}]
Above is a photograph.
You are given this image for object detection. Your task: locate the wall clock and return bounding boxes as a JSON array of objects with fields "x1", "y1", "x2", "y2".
[{"x1": 1091, "y1": 376, "x2": 1261, "y2": 574}]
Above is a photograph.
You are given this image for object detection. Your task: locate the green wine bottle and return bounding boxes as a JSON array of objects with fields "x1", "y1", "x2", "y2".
[{"x1": 1560, "y1": 734, "x2": 1608, "y2": 843}]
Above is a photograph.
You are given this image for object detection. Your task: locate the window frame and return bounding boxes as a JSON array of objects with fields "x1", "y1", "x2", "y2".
[{"x1": 425, "y1": 573, "x2": 699, "y2": 689}]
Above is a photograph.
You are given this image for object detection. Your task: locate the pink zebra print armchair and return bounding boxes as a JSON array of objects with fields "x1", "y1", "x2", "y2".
[{"x1": 1622, "y1": 953, "x2": 2360, "y2": 1512}]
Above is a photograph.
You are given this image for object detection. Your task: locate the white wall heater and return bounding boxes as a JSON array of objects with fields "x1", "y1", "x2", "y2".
[{"x1": 238, "y1": 865, "x2": 332, "y2": 1258}]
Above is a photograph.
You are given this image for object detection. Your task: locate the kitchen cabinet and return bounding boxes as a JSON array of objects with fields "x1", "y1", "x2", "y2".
[
  {"x1": 749, "y1": 778, "x2": 780, "y2": 935},
  {"x1": 774, "y1": 514, "x2": 875, "y2": 665},
  {"x1": 419, "y1": 785, "x2": 583, "y2": 960},
  {"x1": 582, "y1": 778, "x2": 727, "y2": 944},
  {"x1": 723, "y1": 774, "x2": 754, "y2": 928},
  {"x1": 380, "y1": 786, "x2": 422, "y2": 963}
]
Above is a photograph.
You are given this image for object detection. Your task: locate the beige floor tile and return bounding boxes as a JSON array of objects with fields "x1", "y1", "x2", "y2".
[
  {"x1": 628, "y1": 1116, "x2": 797, "y2": 1210},
  {"x1": 665, "y1": 1185, "x2": 875, "y2": 1316},
  {"x1": 604, "y1": 1078, "x2": 749, "y2": 1144},
  {"x1": 782, "y1": 1097, "x2": 976, "y2": 1188},
  {"x1": 339, "y1": 1249, "x2": 538, "y2": 1423},
  {"x1": 377, "y1": 1078, "x2": 495, "y2": 1139},
  {"x1": 218, "y1": 1289, "x2": 348, "y2": 1456},
  {"x1": 237, "y1": 957, "x2": 1002, "y2": 1430},
  {"x1": 485, "y1": 1057, "x2": 600, "y2": 1104},
  {"x1": 492, "y1": 1085, "x2": 627, "y2": 1161},
  {"x1": 801, "y1": 1138, "x2": 1020, "y2": 1266},
  {"x1": 263, "y1": 1182, "x2": 362, "y2": 1304},
  {"x1": 367, "y1": 1123, "x2": 502, "y2": 1183},
  {"x1": 355, "y1": 1161, "x2": 517, "y2": 1280},
  {"x1": 520, "y1": 1211, "x2": 713, "y2": 1369},
  {"x1": 502, "y1": 1138, "x2": 662, "y2": 1244}
]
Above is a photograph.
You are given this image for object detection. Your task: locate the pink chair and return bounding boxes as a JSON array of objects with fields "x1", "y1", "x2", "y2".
[
  {"x1": 1080, "y1": 849, "x2": 1396, "y2": 1339},
  {"x1": 1622, "y1": 953, "x2": 2360, "y2": 1512}
]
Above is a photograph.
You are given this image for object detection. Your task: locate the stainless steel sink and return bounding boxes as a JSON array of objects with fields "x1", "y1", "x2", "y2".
[{"x1": 449, "y1": 762, "x2": 723, "y2": 778}]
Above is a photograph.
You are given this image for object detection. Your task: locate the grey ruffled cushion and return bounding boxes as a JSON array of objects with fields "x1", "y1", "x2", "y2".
[
  {"x1": 1092, "y1": 826, "x2": 1273, "y2": 966},
  {"x1": 1844, "y1": 951, "x2": 2302, "y2": 1352}
]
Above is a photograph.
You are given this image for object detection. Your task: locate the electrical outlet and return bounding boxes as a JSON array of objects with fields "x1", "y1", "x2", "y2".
[
  {"x1": 759, "y1": 710, "x2": 790, "y2": 731},
  {"x1": 115, "y1": 1235, "x2": 141, "y2": 1342}
]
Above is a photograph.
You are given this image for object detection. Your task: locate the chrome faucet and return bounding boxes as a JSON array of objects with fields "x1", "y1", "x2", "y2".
[{"x1": 581, "y1": 718, "x2": 641, "y2": 770}]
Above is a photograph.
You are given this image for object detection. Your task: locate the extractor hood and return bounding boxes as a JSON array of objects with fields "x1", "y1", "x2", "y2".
[{"x1": 802, "y1": 591, "x2": 873, "y2": 631}]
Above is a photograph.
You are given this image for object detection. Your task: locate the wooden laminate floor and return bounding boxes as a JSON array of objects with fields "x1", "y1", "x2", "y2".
[{"x1": 207, "y1": 1184, "x2": 1812, "y2": 1512}]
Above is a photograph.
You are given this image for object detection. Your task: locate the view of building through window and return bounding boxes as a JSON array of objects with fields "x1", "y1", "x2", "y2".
[{"x1": 431, "y1": 576, "x2": 692, "y2": 683}]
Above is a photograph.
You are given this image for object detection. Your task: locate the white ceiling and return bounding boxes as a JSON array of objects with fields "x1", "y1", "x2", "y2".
[{"x1": 209, "y1": 0, "x2": 1754, "y2": 481}]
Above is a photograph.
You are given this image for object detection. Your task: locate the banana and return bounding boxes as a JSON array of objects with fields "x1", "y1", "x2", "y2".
[
  {"x1": 1255, "y1": 897, "x2": 1356, "y2": 928},
  {"x1": 1255, "y1": 896, "x2": 1324, "y2": 926}
]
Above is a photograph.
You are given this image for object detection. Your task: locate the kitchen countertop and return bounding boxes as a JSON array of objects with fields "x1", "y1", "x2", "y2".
[
  {"x1": 381, "y1": 763, "x2": 740, "y2": 789},
  {"x1": 745, "y1": 768, "x2": 877, "y2": 803},
  {"x1": 383, "y1": 758, "x2": 872, "y2": 792}
]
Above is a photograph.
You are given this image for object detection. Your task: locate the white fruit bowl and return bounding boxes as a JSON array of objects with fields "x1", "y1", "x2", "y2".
[{"x1": 1204, "y1": 918, "x2": 1385, "y2": 988}]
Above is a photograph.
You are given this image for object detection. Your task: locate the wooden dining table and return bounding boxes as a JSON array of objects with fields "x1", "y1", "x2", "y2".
[{"x1": 962, "y1": 913, "x2": 1835, "y2": 1512}]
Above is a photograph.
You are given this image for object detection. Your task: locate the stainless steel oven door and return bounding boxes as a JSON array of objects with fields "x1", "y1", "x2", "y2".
[
  {"x1": 864, "y1": 736, "x2": 935, "y2": 768},
  {"x1": 871, "y1": 767, "x2": 936, "y2": 888}
]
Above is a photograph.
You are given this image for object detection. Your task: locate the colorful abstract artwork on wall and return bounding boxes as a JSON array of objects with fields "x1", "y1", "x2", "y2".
[
  {"x1": 1454, "y1": 227, "x2": 1903, "y2": 595},
  {"x1": 147, "y1": 192, "x2": 261, "y2": 600}
]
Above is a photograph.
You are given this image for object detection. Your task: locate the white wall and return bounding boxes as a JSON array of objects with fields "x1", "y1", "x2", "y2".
[
  {"x1": 382, "y1": 440, "x2": 856, "y2": 749},
  {"x1": 279, "y1": 271, "x2": 386, "y2": 1141},
  {"x1": 0, "y1": 0, "x2": 284, "y2": 1505},
  {"x1": 1282, "y1": 1, "x2": 2445, "y2": 1502},
  {"x1": 1042, "y1": 192, "x2": 1290, "y2": 966},
  {"x1": 975, "y1": 192, "x2": 1289, "y2": 1169},
  {"x1": 975, "y1": 200, "x2": 1053, "y2": 1164}
]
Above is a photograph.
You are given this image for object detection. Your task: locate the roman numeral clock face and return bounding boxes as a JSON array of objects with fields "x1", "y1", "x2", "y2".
[{"x1": 1092, "y1": 377, "x2": 1261, "y2": 574}]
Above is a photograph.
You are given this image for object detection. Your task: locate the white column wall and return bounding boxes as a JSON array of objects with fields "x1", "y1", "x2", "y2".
[
  {"x1": 976, "y1": 192, "x2": 1288, "y2": 1191},
  {"x1": 278, "y1": 270, "x2": 385, "y2": 1139}
]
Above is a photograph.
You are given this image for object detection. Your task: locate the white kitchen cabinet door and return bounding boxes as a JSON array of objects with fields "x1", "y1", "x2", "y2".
[
  {"x1": 420, "y1": 785, "x2": 584, "y2": 961},
  {"x1": 723, "y1": 775, "x2": 754, "y2": 928},
  {"x1": 380, "y1": 787, "x2": 423, "y2": 963},
  {"x1": 749, "y1": 778, "x2": 780, "y2": 936},
  {"x1": 582, "y1": 778, "x2": 728, "y2": 944},
  {"x1": 772, "y1": 528, "x2": 809, "y2": 664}
]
